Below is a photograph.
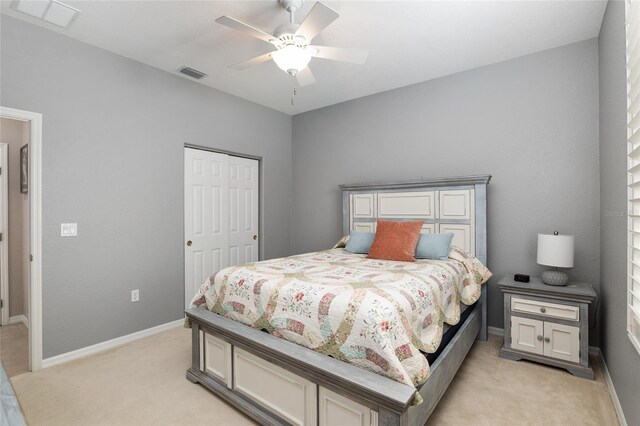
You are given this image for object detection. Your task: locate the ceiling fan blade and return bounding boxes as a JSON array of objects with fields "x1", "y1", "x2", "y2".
[
  {"x1": 310, "y1": 45, "x2": 368, "y2": 64},
  {"x1": 215, "y1": 16, "x2": 275, "y2": 45},
  {"x1": 296, "y1": 66, "x2": 316, "y2": 87},
  {"x1": 294, "y1": 2, "x2": 339, "y2": 42},
  {"x1": 229, "y1": 52, "x2": 274, "y2": 71}
]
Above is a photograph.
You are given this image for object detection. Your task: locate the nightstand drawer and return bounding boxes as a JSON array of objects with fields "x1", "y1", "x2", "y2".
[{"x1": 511, "y1": 297, "x2": 579, "y2": 321}]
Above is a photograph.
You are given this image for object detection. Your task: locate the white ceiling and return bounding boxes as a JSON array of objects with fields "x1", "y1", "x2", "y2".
[{"x1": 1, "y1": 0, "x2": 607, "y2": 115}]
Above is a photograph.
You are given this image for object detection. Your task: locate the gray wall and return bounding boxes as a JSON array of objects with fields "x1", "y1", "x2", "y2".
[
  {"x1": 292, "y1": 39, "x2": 601, "y2": 342},
  {"x1": 0, "y1": 15, "x2": 292, "y2": 358},
  {"x1": 599, "y1": 1, "x2": 640, "y2": 424}
]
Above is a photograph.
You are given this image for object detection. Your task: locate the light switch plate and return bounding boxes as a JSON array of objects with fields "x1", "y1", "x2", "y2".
[{"x1": 61, "y1": 223, "x2": 78, "y2": 237}]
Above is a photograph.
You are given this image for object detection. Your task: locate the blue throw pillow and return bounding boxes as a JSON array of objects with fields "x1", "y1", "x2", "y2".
[
  {"x1": 415, "y1": 233, "x2": 454, "y2": 260},
  {"x1": 344, "y1": 232, "x2": 376, "y2": 254}
]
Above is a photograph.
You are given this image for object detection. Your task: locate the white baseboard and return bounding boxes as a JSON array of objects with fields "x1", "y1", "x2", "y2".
[
  {"x1": 488, "y1": 326, "x2": 503, "y2": 336},
  {"x1": 592, "y1": 347, "x2": 628, "y2": 426},
  {"x1": 8, "y1": 314, "x2": 29, "y2": 328},
  {"x1": 42, "y1": 319, "x2": 184, "y2": 368}
]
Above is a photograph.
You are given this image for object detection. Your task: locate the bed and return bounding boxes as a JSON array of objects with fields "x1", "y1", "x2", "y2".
[{"x1": 185, "y1": 175, "x2": 491, "y2": 426}]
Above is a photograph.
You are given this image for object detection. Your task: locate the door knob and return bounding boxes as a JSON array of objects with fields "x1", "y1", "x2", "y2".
[
  {"x1": 253, "y1": 235, "x2": 258, "y2": 240},
  {"x1": 186, "y1": 240, "x2": 192, "y2": 247},
  {"x1": 537, "y1": 335, "x2": 543, "y2": 341},
  {"x1": 544, "y1": 337, "x2": 550, "y2": 343}
]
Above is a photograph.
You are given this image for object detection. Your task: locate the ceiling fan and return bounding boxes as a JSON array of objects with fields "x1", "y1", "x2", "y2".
[{"x1": 215, "y1": 0, "x2": 368, "y2": 87}]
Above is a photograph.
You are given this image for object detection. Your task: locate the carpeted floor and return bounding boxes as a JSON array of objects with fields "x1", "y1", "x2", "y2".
[
  {"x1": 0, "y1": 323, "x2": 29, "y2": 377},
  {"x1": 10, "y1": 328, "x2": 619, "y2": 426}
]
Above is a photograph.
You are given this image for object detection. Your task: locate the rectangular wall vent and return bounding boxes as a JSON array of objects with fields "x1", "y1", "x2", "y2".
[{"x1": 178, "y1": 66, "x2": 207, "y2": 80}]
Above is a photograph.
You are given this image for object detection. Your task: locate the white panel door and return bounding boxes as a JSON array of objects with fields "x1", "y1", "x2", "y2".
[
  {"x1": 228, "y1": 156, "x2": 259, "y2": 266},
  {"x1": 543, "y1": 322, "x2": 580, "y2": 363},
  {"x1": 511, "y1": 316, "x2": 544, "y2": 355},
  {"x1": 184, "y1": 148, "x2": 229, "y2": 308}
]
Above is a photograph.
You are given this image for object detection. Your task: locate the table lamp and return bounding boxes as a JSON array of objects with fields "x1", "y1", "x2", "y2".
[{"x1": 537, "y1": 231, "x2": 574, "y2": 286}]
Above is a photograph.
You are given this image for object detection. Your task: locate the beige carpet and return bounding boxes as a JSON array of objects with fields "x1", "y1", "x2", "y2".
[
  {"x1": 10, "y1": 328, "x2": 619, "y2": 426},
  {"x1": 429, "y1": 337, "x2": 618, "y2": 426},
  {"x1": 0, "y1": 323, "x2": 29, "y2": 377}
]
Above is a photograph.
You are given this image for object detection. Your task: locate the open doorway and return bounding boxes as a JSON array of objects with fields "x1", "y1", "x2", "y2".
[
  {"x1": 0, "y1": 106, "x2": 43, "y2": 373},
  {"x1": 0, "y1": 118, "x2": 30, "y2": 377}
]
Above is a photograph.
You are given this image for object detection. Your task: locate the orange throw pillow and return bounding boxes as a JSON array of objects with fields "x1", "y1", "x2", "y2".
[{"x1": 367, "y1": 220, "x2": 423, "y2": 262}]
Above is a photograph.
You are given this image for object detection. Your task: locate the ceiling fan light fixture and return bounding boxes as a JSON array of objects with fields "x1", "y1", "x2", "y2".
[{"x1": 272, "y1": 45, "x2": 313, "y2": 75}]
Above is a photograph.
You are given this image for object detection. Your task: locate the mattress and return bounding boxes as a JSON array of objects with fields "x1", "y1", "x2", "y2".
[{"x1": 190, "y1": 246, "x2": 491, "y2": 390}]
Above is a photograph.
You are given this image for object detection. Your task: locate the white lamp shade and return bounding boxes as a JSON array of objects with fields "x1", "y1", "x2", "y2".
[
  {"x1": 272, "y1": 46, "x2": 312, "y2": 75},
  {"x1": 537, "y1": 233, "x2": 574, "y2": 268}
]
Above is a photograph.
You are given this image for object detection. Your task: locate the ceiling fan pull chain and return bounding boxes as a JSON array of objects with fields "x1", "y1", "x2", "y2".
[{"x1": 291, "y1": 83, "x2": 298, "y2": 107}]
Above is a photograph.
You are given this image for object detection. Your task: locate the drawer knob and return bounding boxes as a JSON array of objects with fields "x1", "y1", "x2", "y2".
[
  {"x1": 540, "y1": 307, "x2": 546, "y2": 313},
  {"x1": 544, "y1": 337, "x2": 550, "y2": 343},
  {"x1": 537, "y1": 335, "x2": 543, "y2": 341}
]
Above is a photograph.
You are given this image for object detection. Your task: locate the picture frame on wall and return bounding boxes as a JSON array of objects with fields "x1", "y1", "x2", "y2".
[{"x1": 20, "y1": 144, "x2": 28, "y2": 194}]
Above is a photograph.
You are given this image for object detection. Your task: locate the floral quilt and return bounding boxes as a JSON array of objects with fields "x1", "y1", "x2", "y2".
[{"x1": 189, "y1": 246, "x2": 491, "y2": 395}]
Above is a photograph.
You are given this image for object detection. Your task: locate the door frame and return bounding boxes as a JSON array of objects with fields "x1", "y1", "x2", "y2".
[
  {"x1": 0, "y1": 143, "x2": 8, "y2": 326},
  {"x1": 0, "y1": 106, "x2": 43, "y2": 371},
  {"x1": 183, "y1": 143, "x2": 263, "y2": 305}
]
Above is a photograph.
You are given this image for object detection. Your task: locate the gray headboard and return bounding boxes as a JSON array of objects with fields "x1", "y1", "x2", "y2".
[{"x1": 339, "y1": 175, "x2": 491, "y2": 265}]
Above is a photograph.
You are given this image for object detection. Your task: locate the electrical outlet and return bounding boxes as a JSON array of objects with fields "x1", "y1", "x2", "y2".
[{"x1": 131, "y1": 289, "x2": 139, "y2": 302}]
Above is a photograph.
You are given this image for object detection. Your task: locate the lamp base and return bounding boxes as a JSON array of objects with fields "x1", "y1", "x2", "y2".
[{"x1": 541, "y1": 270, "x2": 569, "y2": 286}]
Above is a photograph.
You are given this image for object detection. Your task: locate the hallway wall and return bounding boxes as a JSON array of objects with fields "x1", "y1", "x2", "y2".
[{"x1": 0, "y1": 117, "x2": 29, "y2": 319}]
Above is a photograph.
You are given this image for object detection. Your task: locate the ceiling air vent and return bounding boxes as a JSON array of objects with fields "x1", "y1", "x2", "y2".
[{"x1": 178, "y1": 66, "x2": 207, "y2": 80}]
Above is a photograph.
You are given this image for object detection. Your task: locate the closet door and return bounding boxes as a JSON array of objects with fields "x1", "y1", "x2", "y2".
[
  {"x1": 184, "y1": 148, "x2": 229, "y2": 308},
  {"x1": 228, "y1": 156, "x2": 259, "y2": 266}
]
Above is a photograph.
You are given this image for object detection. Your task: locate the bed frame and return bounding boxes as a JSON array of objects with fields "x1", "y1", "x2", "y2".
[{"x1": 185, "y1": 175, "x2": 491, "y2": 426}]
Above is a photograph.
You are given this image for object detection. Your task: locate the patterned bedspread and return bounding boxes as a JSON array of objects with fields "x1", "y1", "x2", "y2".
[{"x1": 190, "y1": 246, "x2": 491, "y2": 393}]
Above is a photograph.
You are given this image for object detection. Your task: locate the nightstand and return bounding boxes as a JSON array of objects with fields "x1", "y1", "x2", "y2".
[{"x1": 498, "y1": 275, "x2": 596, "y2": 379}]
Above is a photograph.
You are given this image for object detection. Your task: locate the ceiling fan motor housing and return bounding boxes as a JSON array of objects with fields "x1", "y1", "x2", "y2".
[
  {"x1": 273, "y1": 0, "x2": 308, "y2": 48},
  {"x1": 273, "y1": 23, "x2": 306, "y2": 47}
]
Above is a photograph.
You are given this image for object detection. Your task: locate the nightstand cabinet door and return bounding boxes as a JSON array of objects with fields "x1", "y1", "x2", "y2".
[
  {"x1": 544, "y1": 322, "x2": 580, "y2": 363},
  {"x1": 511, "y1": 316, "x2": 544, "y2": 355}
]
